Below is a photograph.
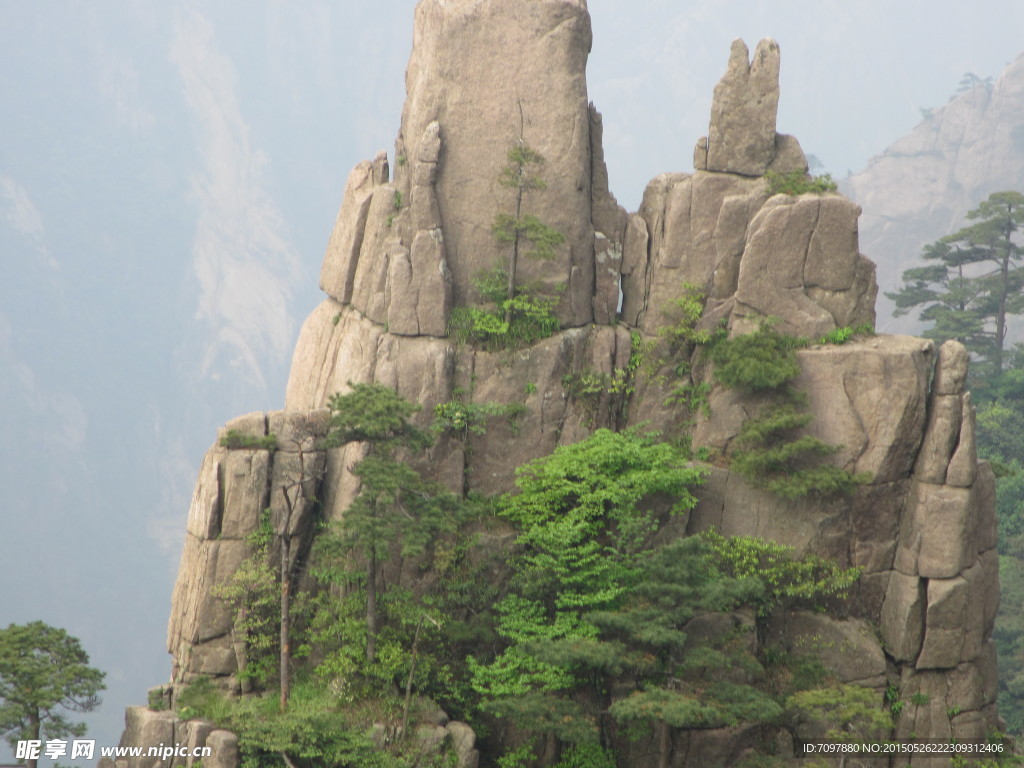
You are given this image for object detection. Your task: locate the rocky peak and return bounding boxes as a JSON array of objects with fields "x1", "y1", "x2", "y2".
[
  {"x1": 326, "y1": 0, "x2": 611, "y2": 330},
  {"x1": 108, "y1": 6, "x2": 1004, "y2": 768}
]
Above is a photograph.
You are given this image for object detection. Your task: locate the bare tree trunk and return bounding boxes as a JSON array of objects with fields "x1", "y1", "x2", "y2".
[
  {"x1": 27, "y1": 711, "x2": 40, "y2": 768},
  {"x1": 504, "y1": 181, "x2": 524, "y2": 324},
  {"x1": 279, "y1": 532, "x2": 291, "y2": 712},
  {"x1": 399, "y1": 618, "x2": 424, "y2": 743},
  {"x1": 658, "y1": 721, "x2": 671, "y2": 768},
  {"x1": 367, "y1": 549, "x2": 378, "y2": 664},
  {"x1": 996, "y1": 220, "x2": 1013, "y2": 374}
]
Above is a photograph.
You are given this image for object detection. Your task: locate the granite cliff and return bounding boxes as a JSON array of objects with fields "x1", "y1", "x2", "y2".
[{"x1": 105, "y1": 2, "x2": 1001, "y2": 767}]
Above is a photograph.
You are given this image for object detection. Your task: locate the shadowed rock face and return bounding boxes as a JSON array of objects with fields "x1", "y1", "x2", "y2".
[{"x1": 107, "y1": 6, "x2": 1002, "y2": 768}]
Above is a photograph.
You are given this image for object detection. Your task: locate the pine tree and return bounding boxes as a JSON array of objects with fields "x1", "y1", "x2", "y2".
[
  {"x1": 887, "y1": 190, "x2": 1024, "y2": 380},
  {"x1": 324, "y1": 383, "x2": 454, "y2": 664},
  {"x1": 0, "y1": 622, "x2": 105, "y2": 768},
  {"x1": 492, "y1": 142, "x2": 564, "y2": 324}
]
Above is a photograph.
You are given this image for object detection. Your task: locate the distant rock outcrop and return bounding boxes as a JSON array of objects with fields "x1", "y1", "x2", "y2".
[
  {"x1": 843, "y1": 52, "x2": 1024, "y2": 327},
  {"x1": 106, "y1": 4, "x2": 1003, "y2": 768}
]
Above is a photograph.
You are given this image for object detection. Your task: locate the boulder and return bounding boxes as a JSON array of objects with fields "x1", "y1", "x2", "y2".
[
  {"x1": 848, "y1": 481, "x2": 906, "y2": 573},
  {"x1": 284, "y1": 302, "x2": 385, "y2": 411},
  {"x1": 933, "y1": 340, "x2": 970, "y2": 395},
  {"x1": 766, "y1": 133, "x2": 808, "y2": 174},
  {"x1": 320, "y1": 160, "x2": 380, "y2": 304},
  {"x1": 766, "y1": 612, "x2": 887, "y2": 685},
  {"x1": 619, "y1": 212, "x2": 650, "y2": 326},
  {"x1": 946, "y1": 393, "x2": 977, "y2": 487},
  {"x1": 706, "y1": 39, "x2": 781, "y2": 176},
  {"x1": 913, "y1": 394, "x2": 963, "y2": 484},
  {"x1": 350, "y1": 188, "x2": 401, "y2": 324},
  {"x1": 880, "y1": 571, "x2": 925, "y2": 662},
  {"x1": 895, "y1": 481, "x2": 979, "y2": 579},
  {"x1": 732, "y1": 194, "x2": 876, "y2": 338},
  {"x1": 637, "y1": 172, "x2": 766, "y2": 334},
  {"x1": 205, "y1": 730, "x2": 240, "y2": 768},
  {"x1": 893, "y1": 669, "x2": 952, "y2": 744},
  {"x1": 917, "y1": 576, "x2": 969, "y2": 669},
  {"x1": 592, "y1": 232, "x2": 623, "y2": 325},
  {"x1": 219, "y1": 450, "x2": 271, "y2": 539},
  {"x1": 686, "y1": 466, "x2": 848, "y2": 558},
  {"x1": 446, "y1": 721, "x2": 480, "y2": 768},
  {"x1": 796, "y1": 336, "x2": 932, "y2": 483}
]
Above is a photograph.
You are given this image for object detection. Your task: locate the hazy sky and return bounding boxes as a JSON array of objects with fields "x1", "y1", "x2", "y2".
[{"x1": 3, "y1": 1, "x2": 1024, "y2": 760}]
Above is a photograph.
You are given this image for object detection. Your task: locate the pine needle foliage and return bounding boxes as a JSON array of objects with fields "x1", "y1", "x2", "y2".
[
  {"x1": 213, "y1": 510, "x2": 282, "y2": 687},
  {"x1": 710, "y1": 323, "x2": 867, "y2": 499},
  {"x1": 886, "y1": 190, "x2": 1024, "y2": 381},
  {"x1": 764, "y1": 170, "x2": 838, "y2": 196},
  {"x1": 450, "y1": 140, "x2": 564, "y2": 349},
  {"x1": 322, "y1": 383, "x2": 457, "y2": 665},
  {"x1": 708, "y1": 322, "x2": 806, "y2": 393}
]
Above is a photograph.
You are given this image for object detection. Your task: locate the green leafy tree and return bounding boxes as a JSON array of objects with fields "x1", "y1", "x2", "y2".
[
  {"x1": 887, "y1": 190, "x2": 1024, "y2": 380},
  {"x1": 324, "y1": 383, "x2": 455, "y2": 665},
  {"x1": 470, "y1": 429, "x2": 708, "y2": 750},
  {"x1": 0, "y1": 622, "x2": 105, "y2": 768},
  {"x1": 214, "y1": 510, "x2": 287, "y2": 691}
]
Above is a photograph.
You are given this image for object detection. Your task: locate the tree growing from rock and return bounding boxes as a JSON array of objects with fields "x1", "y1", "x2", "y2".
[
  {"x1": 887, "y1": 190, "x2": 1024, "y2": 381},
  {"x1": 449, "y1": 137, "x2": 564, "y2": 350},
  {"x1": 0, "y1": 622, "x2": 105, "y2": 768},
  {"x1": 324, "y1": 383, "x2": 455, "y2": 665},
  {"x1": 492, "y1": 140, "x2": 564, "y2": 324},
  {"x1": 214, "y1": 430, "x2": 324, "y2": 713}
]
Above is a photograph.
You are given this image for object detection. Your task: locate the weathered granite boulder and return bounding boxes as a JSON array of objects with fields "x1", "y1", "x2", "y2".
[
  {"x1": 731, "y1": 193, "x2": 877, "y2": 338},
  {"x1": 768, "y1": 611, "x2": 888, "y2": 685},
  {"x1": 706, "y1": 38, "x2": 782, "y2": 176}
]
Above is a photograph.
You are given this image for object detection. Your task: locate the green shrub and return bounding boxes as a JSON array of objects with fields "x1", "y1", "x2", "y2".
[
  {"x1": 433, "y1": 399, "x2": 525, "y2": 439},
  {"x1": 709, "y1": 322, "x2": 806, "y2": 392},
  {"x1": 817, "y1": 323, "x2": 875, "y2": 345},
  {"x1": 449, "y1": 268, "x2": 560, "y2": 350},
  {"x1": 219, "y1": 430, "x2": 278, "y2": 451},
  {"x1": 176, "y1": 676, "x2": 233, "y2": 724},
  {"x1": 147, "y1": 686, "x2": 169, "y2": 712},
  {"x1": 659, "y1": 285, "x2": 718, "y2": 350},
  {"x1": 711, "y1": 324, "x2": 867, "y2": 499},
  {"x1": 765, "y1": 170, "x2": 838, "y2": 196}
]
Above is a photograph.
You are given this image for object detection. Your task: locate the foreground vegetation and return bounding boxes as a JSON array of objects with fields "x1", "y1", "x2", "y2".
[{"x1": 175, "y1": 380, "x2": 967, "y2": 768}]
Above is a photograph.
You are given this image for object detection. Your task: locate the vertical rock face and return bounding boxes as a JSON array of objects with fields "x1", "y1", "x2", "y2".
[
  {"x1": 316, "y1": 0, "x2": 619, "y2": 333},
  {"x1": 127, "y1": 6, "x2": 1004, "y2": 768},
  {"x1": 399, "y1": 0, "x2": 598, "y2": 325},
  {"x1": 706, "y1": 38, "x2": 782, "y2": 176}
]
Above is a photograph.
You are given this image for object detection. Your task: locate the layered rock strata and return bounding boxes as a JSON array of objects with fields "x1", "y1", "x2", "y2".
[{"x1": 112, "y1": 4, "x2": 1002, "y2": 767}]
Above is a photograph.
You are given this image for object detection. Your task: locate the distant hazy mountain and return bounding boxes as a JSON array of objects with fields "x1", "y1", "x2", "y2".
[{"x1": 843, "y1": 53, "x2": 1024, "y2": 332}]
